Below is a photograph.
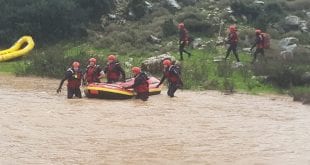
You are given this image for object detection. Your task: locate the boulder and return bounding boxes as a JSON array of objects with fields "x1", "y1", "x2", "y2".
[
  {"x1": 165, "y1": 0, "x2": 181, "y2": 10},
  {"x1": 285, "y1": 15, "x2": 300, "y2": 26},
  {"x1": 279, "y1": 37, "x2": 298, "y2": 59},
  {"x1": 299, "y1": 20, "x2": 308, "y2": 32},
  {"x1": 307, "y1": 12, "x2": 310, "y2": 19},
  {"x1": 166, "y1": 41, "x2": 174, "y2": 47},
  {"x1": 147, "y1": 35, "x2": 161, "y2": 44},
  {"x1": 108, "y1": 14, "x2": 117, "y2": 20},
  {"x1": 225, "y1": 7, "x2": 233, "y2": 14},
  {"x1": 141, "y1": 53, "x2": 176, "y2": 73},
  {"x1": 232, "y1": 62, "x2": 244, "y2": 69},
  {"x1": 192, "y1": 38, "x2": 204, "y2": 49},
  {"x1": 229, "y1": 15, "x2": 238, "y2": 22},
  {"x1": 216, "y1": 36, "x2": 225, "y2": 46},
  {"x1": 280, "y1": 50, "x2": 294, "y2": 60},
  {"x1": 279, "y1": 37, "x2": 299, "y2": 50},
  {"x1": 254, "y1": 0, "x2": 265, "y2": 5},
  {"x1": 242, "y1": 48, "x2": 252, "y2": 53},
  {"x1": 241, "y1": 15, "x2": 248, "y2": 22},
  {"x1": 278, "y1": 37, "x2": 299, "y2": 60},
  {"x1": 213, "y1": 56, "x2": 225, "y2": 62},
  {"x1": 285, "y1": 44, "x2": 298, "y2": 52},
  {"x1": 145, "y1": 1, "x2": 153, "y2": 9}
]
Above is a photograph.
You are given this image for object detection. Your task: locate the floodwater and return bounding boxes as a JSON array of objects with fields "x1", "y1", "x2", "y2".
[{"x1": 0, "y1": 74, "x2": 309, "y2": 165}]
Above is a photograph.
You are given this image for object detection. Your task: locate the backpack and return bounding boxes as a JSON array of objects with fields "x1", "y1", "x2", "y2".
[
  {"x1": 261, "y1": 33, "x2": 271, "y2": 49},
  {"x1": 171, "y1": 65, "x2": 181, "y2": 76}
]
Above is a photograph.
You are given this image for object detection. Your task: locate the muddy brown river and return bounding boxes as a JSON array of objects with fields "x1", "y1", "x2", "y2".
[{"x1": 0, "y1": 74, "x2": 309, "y2": 164}]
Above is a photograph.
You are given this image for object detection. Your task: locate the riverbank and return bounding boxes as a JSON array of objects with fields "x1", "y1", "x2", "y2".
[
  {"x1": 1, "y1": 55, "x2": 309, "y2": 104},
  {"x1": 0, "y1": 74, "x2": 309, "y2": 164}
]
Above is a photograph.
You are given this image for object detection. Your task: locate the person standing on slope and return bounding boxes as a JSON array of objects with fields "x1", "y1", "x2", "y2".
[
  {"x1": 178, "y1": 22, "x2": 191, "y2": 61},
  {"x1": 251, "y1": 29, "x2": 267, "y2": 64},
  {"x1": 225, "y1": 25, "x2": 240, "y2": 62}
]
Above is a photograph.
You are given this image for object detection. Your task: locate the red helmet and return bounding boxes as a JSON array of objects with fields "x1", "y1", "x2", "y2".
[
  {"x1": 229, "y1": 25, "x2": 237, "y2": 32},
  {"x1": 72, "y1": 61, "x2": 80, "y2": 68},
  {"x1": 108, "y1": 54, "x2": 116, "y2": 61},
  {"x1": 131, "y1": 67, "x2": 141, "y2": 74},
  {"x1": 255, "y1": 29, "x2": 262, "y2": 34},
  {"x1": 178, "y1": 22, "x2": 185, "y2": 29},
  {"x1": 89, "y1": 58, "x2": 96, "y2": 63},
  {"x1": 163, "y1": 59, "x2": 171, "y2": 66}
]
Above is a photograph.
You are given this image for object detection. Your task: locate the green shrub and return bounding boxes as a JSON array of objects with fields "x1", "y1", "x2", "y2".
[
  {"x1": 127, "y1": 0, "x2": 148, "y2": 19},
  {"x1": 285, "y1": 0, "x2": 310, "y2": 11},
  {"x1": 0, "y1": 0, "x2": 114, "y2": 44},
  {"x1": 289, "y1": 86, "x2": 310, "y2": 104},
  {"x1": 77, "y1": 0, "x2": 114, "y2": 20},
  {"x1": 252, "y1": 58, "x2": 309, "y2": 88},
  {"x1": 162, "y1": 19, "x2": 177, "y2": 37},
  {"x1": 230, "y1": 0, "x2": 262, "y2": 20},
  {"x1": 18, "y1": 44, "x2": 94, "y2": 78},
  {"x1": 230, "y1": 0, "x2": 286, "y2": 30}
]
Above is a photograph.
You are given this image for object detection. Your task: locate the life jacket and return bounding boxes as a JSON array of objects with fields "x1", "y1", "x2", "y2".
[
  {"x1": 67, "y1": 68, "x2": 82, "y2": 88},
  {"x1": 106, "y1": 62, "x2": 121, "y2": 81},
  {"x1": 256, "y1": 34, "x2": 264, "y2": 49},
  {"x1": 135, "y1": 73, "x2": 149, "y2": 93},
  {"x1": 261, "y1": 33, "x2": 270, "y2": 49},
  {"x1": 228, "y1": 32, "x2": 238, "y2": 45},
  {"x1": 180, "y1": 28, "x2": 189, "y2": 42},
  {"x1": 86, "y1": 65, "x2": 101, "y2": 83},
  {"x1": 164, "y1": 65, "x2": 181, "y2": 84}
]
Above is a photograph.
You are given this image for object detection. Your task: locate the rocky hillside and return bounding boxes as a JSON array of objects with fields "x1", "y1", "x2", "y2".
[
  {"x1": 88, "y1": 0, "x2": 310, "y2": 59},
  {"x1": 87, "y1": 0, "x2": 310, "y2": 103}
]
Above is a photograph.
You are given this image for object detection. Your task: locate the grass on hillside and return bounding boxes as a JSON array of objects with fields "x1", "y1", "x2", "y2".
[
  {"x1": 167, "y1": 48, "x2": 281, "y2": 94},
  {"x1": 0, "y1": 61, "x2": 25, "y2": 73},
  {"x1": 64, "y1": 44, "x2": 282, "y2": 94}
]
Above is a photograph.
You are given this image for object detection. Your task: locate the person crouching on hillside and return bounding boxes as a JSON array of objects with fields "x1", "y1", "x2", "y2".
[
  {"x1": 124, "y1": 67, "x2": 149, "y2": 101},
  {"x1": 156, "y1": 59, "x2": 183, "y2": 97},
  {"x1": 57, "y1": 61, "x2": 83, "y2": 99},
  {"x1": 104, "y1": 54, "x2": 126, "y2": 83}
]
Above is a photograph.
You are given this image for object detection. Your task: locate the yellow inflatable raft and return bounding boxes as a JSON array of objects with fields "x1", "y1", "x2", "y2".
[{"x1": 0, "y1": 36, "x2": 35, "y2": 62}]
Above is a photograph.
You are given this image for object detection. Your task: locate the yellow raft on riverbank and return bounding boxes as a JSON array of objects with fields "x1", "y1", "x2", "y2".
[{"x1": 0, "y1": 36, "x2": 35, "y2": 62}]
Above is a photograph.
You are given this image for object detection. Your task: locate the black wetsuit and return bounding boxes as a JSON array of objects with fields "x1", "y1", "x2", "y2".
[
  {"x1": 179, "y1": 28, "x2": 191, "y2": 61},
  {"x1": 158, "y1": 65, "x2": 183, "y2": 97},
  {"x1": 58, "y1": 68, "x2": 82, "y2": 99},
  {"x1": 225, "y1": 32, "x2": 240, "y2": 62},
  {"x1": 104, "y1": 62, "x2": 126, "y2": 83},
  {"x1": 251, "y1": 34, "x2": 265, "y2": 63},
  {"x1": 126, "y1": 72, "x2": 149, "y2": 101}
]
